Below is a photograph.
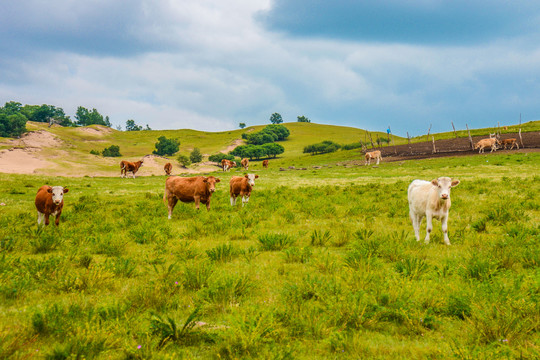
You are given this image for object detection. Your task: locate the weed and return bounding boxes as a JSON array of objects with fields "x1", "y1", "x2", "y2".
[
  {"x1": 394, "y1": 256, "x2": 429, "y2": 280},
  {"x1": 206, "y1": 243, "x2": 239, "y2": 263},
  {"x1": 150, "y1": 307, "x2": 202, "y2": 348},
  {"x1": 182, "y1": 261, "x2": 214, "y2": 290},
  {"x1": 282, "y1": 246, "x2": 312, "y2": 264},
  {"x1": 310, "y1": 229, "x2": 332, "y2": 247},
  {"x1": 258, "y1": 233, "x2": 295, "y2": 251}
]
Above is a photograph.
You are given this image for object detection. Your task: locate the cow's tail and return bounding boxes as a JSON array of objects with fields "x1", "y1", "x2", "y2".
[{"x1": 163, "y1": 183, "x2": 169, "y2": 205}]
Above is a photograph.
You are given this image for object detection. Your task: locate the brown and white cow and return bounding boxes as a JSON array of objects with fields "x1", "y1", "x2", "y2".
[
  {"x1": 163, "y1": 176, "x2": 221, "y2": 219},
  {"x1": 221, "y1": 159, "x2": 236, "y2": 172},
  {"x1": 164, "y1": 162, "x2": 172, "y2": 175},
  {"x1": 500, "y1": 138, "x2": 519, "y2": 150},
  {"x1": 262, "y1": 160, "x2": 269, "y2": 169},
  {"x1": 474, "y1": 138, "x2": 499, "y2": 153},
  {"x1": 120, "y1": 159, "x2": 144, "y2": 178},
  {"x1": 365, "y1": 150, "x2": 382, "y2": 165},
  {"x1": 230, "y1": 174, "x2": 258, "y2": 207},
  {"x1": 241, "y1": 158, "x2": 249, "y2": 170},
  {"x1": 408, "y1": 177, "x2": 460, "y2": 245},
  {"x1": 35, "y1": 185, "x2": 69, "y2": 226}
]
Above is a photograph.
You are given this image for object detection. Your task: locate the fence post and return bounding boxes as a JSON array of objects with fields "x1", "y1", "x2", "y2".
[
  {"x1": 519, "y1": 128, "x2": 524, "y2": 148},
  {"x1": 426, "y1": 124, "x2": 432, "y2": 142},
  {"x1": 466, "y1": 124, "x2": 474, "y2": 150},
  {"x1": 451, "y1": 122, "x2": 458, "y2": 138},
  {"x1": 432, "y1": 136, "x2": 436, "y2": 153}
]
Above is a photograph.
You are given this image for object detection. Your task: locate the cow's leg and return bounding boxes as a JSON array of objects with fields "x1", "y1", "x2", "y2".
[
  {"x1": 206, "y1": 199, "x2": 211, "y2": 211},
  {"x1": 44, "y1": 213, "x2": 50, "y2": 226},
  {"x1": 167, "y1": 197, "x2": 178, "y2": 219},
  {"x1": 37, "y1": 211, "x2": 44, "y2": 225},
  {"x1": 410, "y1": 210, "x2": 420, "y2": 241},
  {"x1": 441, "y1": 214, "x2": 451, "y2": 245},
  {"x1": 194, "y1": 196, "x2": 201, "y2": 210},
  {"x1": 230, "y1": 195, "x2": 236, "y2": 206},
  {"x1": 55, "y1": 212, "x2": 61, "y2": 226},
  {"x1": 376, "y1": 157, "x2": 380, "y2": 165},
  {"x1": 242, "y1": 195, "x2": 249, "y2": 207},
  {"x1": 424, "y1": 212, "x2": 433, "y2": 244}
]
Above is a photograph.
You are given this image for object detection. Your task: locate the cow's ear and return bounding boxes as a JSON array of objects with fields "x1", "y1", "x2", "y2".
[
  {"x1": 255, "y1": 175, "x2": 259, "y2": 179},
  {"x1": 47, "y1": 187, "x2": 53, "y2": 193},
  {"x1": 244, "y1": 174, "x2": 249, "y2": 179},
  {"x1": 203, "y1": 177, "x2": 208, "y2": 183},
  {"x1": 431, "y1": 179, "x2": 439, "y2": 186},
  {"x1": 451, "y1": 179, "x2": 460, "y2": 187},
  {"x1": 215, "y1": 178, "x2": 221, "y2": 183},
  {"x1": 63, "y1": 188, "x2": 69, "y2": 194}
]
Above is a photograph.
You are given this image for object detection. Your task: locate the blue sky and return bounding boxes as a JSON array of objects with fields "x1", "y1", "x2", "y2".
[{"x1": 1, "y1": 0, "x2": 539, "y2": 136}]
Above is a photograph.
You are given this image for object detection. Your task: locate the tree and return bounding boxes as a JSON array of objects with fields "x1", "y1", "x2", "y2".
[
  {"x1": 269, "y1": 113, "x2": 283, "y2": 124},
  {"x1": 208, "y1": 153, "x2": 235, "y2": 163},
  {"x1": 239, "y1": 123, "x2": 246, "y2": 129},
  {"x1": 177, "y1": 154, "x2": 191, "y2": 167},
  {"x1": 153, "y1": 136, "x2": 179, "y2": 156},
  {"x1": 102, "y1": 145, "x2": 122, "y2": 157},
  {"x1": 297, "y1": 115, "x2": 311, "y2": 123},
  {"x1": 0, "y1": 113, "x2": 27, "y2": 137},
  {"x1": 74, "y1": 106, "x2": 111, "y2": 127},
  {"x1": 190, "y1": 147, "x2": 203, "y2": 163},
  {"x1": 144, "y1": 124, "x2": 152, "y2": 131},
  {"x1": 125, "y1": 119, "x2": 142, "y2": 131}
]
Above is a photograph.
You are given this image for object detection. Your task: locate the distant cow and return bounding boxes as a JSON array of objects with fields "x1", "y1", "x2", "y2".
[
  {"x1": 262, "y1": 160, "x2": 269, "y2": 169},
  {"x1": 230, "y1": 174, "x2": 259, "y2": 206},
  {"x1": 365, "y1": 150, "x2": 382, "y2": 165},
  {"x1": 163, "y1": 176, "x2": 221, "y2": 219},
  {"x1": 35, "y1": 185, "x2": 69, "y2": 226},
  {"x1": 500, "y1": 138, "x2": 519, "y2": 150},
  {"x1": 408, "y1": 177, "x2": 460, "y2": 245},
  {"x1": 120, "y1": 159, "x2": 144, "y2": 178},
  {"x1": 474, "y1": 138, "x2": 499, "y2": 153},
  {"x1": 164, "y1": 162, "x2": 172, "y2": 175},
  {"x1": 241, "y1": 158, "x2": 249, "y2": 170},
  {"x1": 221, "y1": 159, "x2": 236, "y2": 172}
]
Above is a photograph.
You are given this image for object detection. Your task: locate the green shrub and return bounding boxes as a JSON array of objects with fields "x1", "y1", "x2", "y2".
[
  {"x1": 258, "y1": 233, "x2": 295, "y2": 251},
  {"x1": 101, "y1": 145, "x2": 121, "y2": 157},
  {"x1": 190, "y1": 148, "x2": 203, "y2": 163},
  {"x1": 153, "y1": 136, "x2": 179, "y2": 156}
]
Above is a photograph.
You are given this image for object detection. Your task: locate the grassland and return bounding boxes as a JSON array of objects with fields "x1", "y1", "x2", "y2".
[{"x1": 0, "y1": 150, "x2": 539, "y2": 359}]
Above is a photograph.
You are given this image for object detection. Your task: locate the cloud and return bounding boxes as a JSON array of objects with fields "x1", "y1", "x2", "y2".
[{"x1": 258, "y1": 0, "x2": 540, "y2": 45}]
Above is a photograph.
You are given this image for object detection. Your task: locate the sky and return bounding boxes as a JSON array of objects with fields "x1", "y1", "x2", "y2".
[{"x1": 1, "y1": 0, "x2": 540, "y2": 136}]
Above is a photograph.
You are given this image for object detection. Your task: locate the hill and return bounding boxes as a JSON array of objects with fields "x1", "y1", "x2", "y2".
[{"x1": 0, "y1": 120, "x2": 538, "y2": 176}]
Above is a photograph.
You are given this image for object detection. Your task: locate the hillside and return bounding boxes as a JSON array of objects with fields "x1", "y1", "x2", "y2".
[{"x1": 0, "y1": 120, "x2": 538, "y2": 177}]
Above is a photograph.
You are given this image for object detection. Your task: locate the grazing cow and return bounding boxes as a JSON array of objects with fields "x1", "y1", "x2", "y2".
[
  {"x1": 365, "y1": 150, "x2": 382, "y2": 165},
  {"x1": 164, "y1": 162, "x2": 172, "y2": 175},
  {"x1": 221, "y1": 159, "x2": 236, "y2": 172},
  {"x1": 241, "y1": 158, "x2": 249, "y2": 170},
  {"x1": 474, "y1": 138, "x2": 499, "y2": 153},
  {"x1": 262, "y1": 160, "x2": 269, "y2": 169},
  {"x1": 500, "y1": 138, "x2": 519, "y2": 150},
  {"x1": 408, "y1": 177, "x2": 460, "y2": 245},
  {"x1": 35, "y1": 185, "x2": 69, "y2": 226},
  {"x1": 120, "y1": 159, "x2": 144, "y2": 178},
  {"x1": 230, "y1": 174, "x2": 259, "y2": 207},
  {"x1": 163, "y1": 176, "x2": 220, "y2": 219}
]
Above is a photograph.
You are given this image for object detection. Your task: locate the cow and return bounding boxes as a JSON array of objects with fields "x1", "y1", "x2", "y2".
[
  {"x1": 500, "y1": 138, "x2": 519, "y2": 150},
  {"x1": 164, "y1": 162, "x2": 172, "y2": 176},
  {"x1": 230, "y1": 174, "x2": 258, "y2": 207},
  {"x1": 262, "y1": 160, "x2": 269, "y2": 169},
  {"x1": 365, "y1": 150, "x2": 382, "y2": 165},
  {"x1": 241, "y1": 158, "x2": 249, "y2": 170},
  {"x1": 163, "y1": 176, "x2": 220, "y2": 219},
  {"x1": 408, "y1": 177, "x2": 460, "y2": 245},
  {"x1": 35, "y1": 185, "x2": 69, "y2": 226},
  {"x1": 221, "y1": 159, "x2": 236, "y2": 172},
  {"x1": 474, "y1": 138, "x2": 499, "y2": 153},
  {"x1": 120, "y1": 159, "x2": 144, "y2": 178}
]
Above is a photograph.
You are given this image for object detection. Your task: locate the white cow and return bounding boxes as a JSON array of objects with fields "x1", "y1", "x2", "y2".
[
  {"x1": 365, "y1": 150, "x2": 382, "y2": 165},
  {"x1": 408, "y1": 177, "x2": 460, "y2": 245}
]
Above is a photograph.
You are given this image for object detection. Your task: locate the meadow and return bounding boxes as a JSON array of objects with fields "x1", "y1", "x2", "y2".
[{"x1": 0, "y1": 151, "x2": 539, "y2": 359}]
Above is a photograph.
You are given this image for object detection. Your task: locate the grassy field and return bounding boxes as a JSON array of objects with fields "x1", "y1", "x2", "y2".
[{"x1": 0, "y1": 150, "x2": 539, "y2": 359}]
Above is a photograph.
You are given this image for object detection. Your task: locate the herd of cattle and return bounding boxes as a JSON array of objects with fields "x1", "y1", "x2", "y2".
[
  {"x1": 34, "y1": 151, "x2": 469, "y2": 245},
  {"x1": 32, "y1": 133, "x2": 522, "y2": 242}
]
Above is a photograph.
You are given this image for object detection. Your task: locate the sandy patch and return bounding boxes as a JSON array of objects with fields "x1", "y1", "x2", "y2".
[
  {"x1": 0, "y1": 148, "x2": 53, "y2": 174},
  {"x1": 75, "y1": 125, "x2": 114, "y2": 136},
  {"x1": 220, "y1": 139, "x2": 244, "y2": 154},
  {"x1": 9, "y1": 130, "x2": 63, "y2": 148}
]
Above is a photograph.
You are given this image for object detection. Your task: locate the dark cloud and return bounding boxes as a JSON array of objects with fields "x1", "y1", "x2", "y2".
[{"x1": 258, "y1": 0, "x2": 540, "y2": 44}]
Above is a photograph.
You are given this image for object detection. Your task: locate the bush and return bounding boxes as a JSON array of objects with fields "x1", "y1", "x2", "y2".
[
  {"x1": 208, "y1": 153, "x2": 235, "y2": 164},
  {"x1": 102, "y1": 145, "x2": 121, "y2": 157},
  {"x1": 177, "y1": 154, "x2": 191, "y2": 167},
  {"x1": 230, "y1": 143, "x2": 284, "y2": 160},
  {"x1": 89, "y1": 149, "x2": 100, "y2": 156},
  {"x1": 153, "y1": 136, "x2": 180, "y2": 156},
  {"x1": 242, "y1": 124, "x2": 290, "y2": 145},
  {"x1": 341, "y1": 141, "x2": 365, "y2": 150},
  {"x1": 190, "y1": 148, "x2": 203, "y2": 163},
  {"x1": 303, "y1": 140, "x2": 341, "y2": 155}
]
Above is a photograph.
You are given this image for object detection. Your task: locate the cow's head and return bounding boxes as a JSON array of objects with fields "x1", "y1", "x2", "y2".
[
  {"x1": 203, "y1": 176, "x2": 220, "y2": 193},
  {"x1": 139, "y1": 159, "x2": 144, "y2": 166},
  {"x1": 48, "y1": 186, "x2": 69, "y2": 205},
  {"x1": 244, "y1": 173, "x2": 259, "y2": 187},
  {"x1": 232, "y1": 161, "x2": 237, "y2": 167},
  {"x1": 431, "y1": 177, "x2": 459, "y2": 200}
]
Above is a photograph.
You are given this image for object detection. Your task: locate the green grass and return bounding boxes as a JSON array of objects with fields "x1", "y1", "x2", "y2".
[{"x1": 0, "y1": 152, "x2": 539, "y2": 359}]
